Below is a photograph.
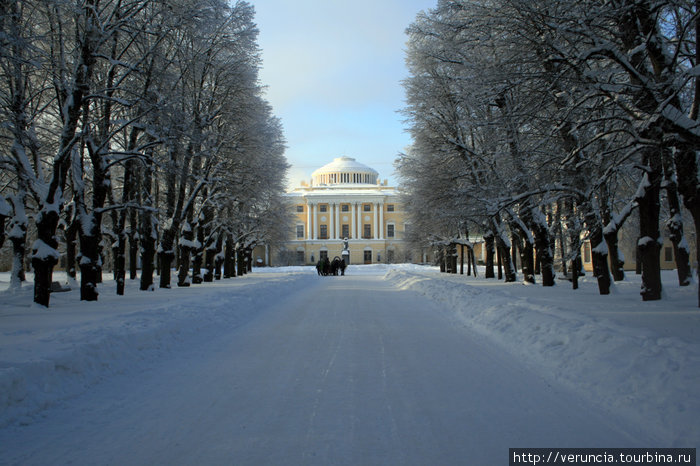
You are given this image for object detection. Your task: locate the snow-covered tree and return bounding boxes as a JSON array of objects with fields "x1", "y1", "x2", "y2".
[
  {"x1": 0, "y1": 0, "x2": 288, "y2": 306},
  {"x1": 399, "y1": 0, "x2": 699, "y2": 304}
]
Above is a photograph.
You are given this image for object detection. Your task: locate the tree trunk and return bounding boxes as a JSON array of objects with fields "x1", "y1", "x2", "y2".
[
  {"x1": 139, "y1": 214, "x2": 156, "y2": 292},
  {"x1": 204, "y1": 232, "x2": 221, "y2": 282},
  {"x1": 191, "y1": 228, "x2": 204, "y2": 284},
  {"x1": 159, "y1": 250, "x2": 175, "y2": 288},
  {"x1": 64, "y1": 209, "x2": 79, "y2": 281},
  {"x1": 111, "y1": 206, "x2": 127, "y2": 296},
  {"x1": 139, "y1": 165, "x2": 156, "y2": 292},
  {"x1": 7, "y1": 194, "x2": 28, "y2": 290},
  {"x1": 635, "y1": 239, "x2": 642, "y2": 275},
  {"x1": 497, "y1": 243, "x2": 503, "y2": 280},
  {"x1": 204, "y1": 246, "x2": 216, "y2": 282},
  {"x1": 510, "y1": 218, "x2": 535, "y2": 283},
  {"x1": 693, "y1": 214, "x2": 700, "y2": 307},
  {"x1": 192, "y1": 206, "x2": 209, "y2": 284},
  {"x1": 497, "y1": 239, "x2": 516, "y2": 283},
  {"x1": 177, "y1": 244, "x2": 192, "y2": 287},
  {"x1": 114, "y1": 236, "x2": 126, "y2": 296},
  {"x1": 590, "y1": 228, "x2": 611, "y2": 295},
  {"x1": 520, "y1": 238, "x2": 535, "y2": 284},
  {"x1": 484, "y1": 231, "x2": 495, "y2": 279},
  {"x1": 511, "y1": 223, "x2": 535, "y2": 284},
  {"x1": 215, "y1": 251, "x2": 224, "y2": 280},
  {"x1": 129, "y1": 211, "x2": 139, "y2": 281},
  {"x1": 9, "y1": 225, "x2": 27, "y2": 289},
  {"x1": 531, "y1": 211, "x2": 555, "y2": 287},
  {"x1": 604, "y1": 229, "x2": 626, "y2": 282},
  {"x1": 491, "y1": 216, "x2": 515, "y2": 282},
  {"x1": 159, "y1": 227, "x2": 177, "y2": 289},
  {"x1": 510, "y1": 234, "x2": 517, "y2": 276},
  {"x1": 0, "y1": 196, "x2": 8, "y2": 250},
  {"x1": 237, "y1": 247, "x2": 245, "y2": 276},
  {"x1": 638, "y1": 163, "x2": 663, "y2": 301},
  {"x1": 223, "y1": 235, "x2": 235, "y2": 278},
  {"x1": 76, "y1": 133, "x2": 109, "y2": 301},
  {"x1": 32, "y1": 209, "x2": 61, "y2": 307},
  {"x1": 466, "y1": 246, "x2": 472, "y2": 276},
  {"x1": 564, "y1": 198, "x2": 583, "y2": 290},
  {"x1": 140, "y1": 227, "x2": 156, "y2": 292},
  {"x1": 177, "y1": 221, "x2": 193, "y2": 287},
  {"x1": 571, "y1": 256, "x2": 579, "y2": 290},
  {"x1": 126, "y1": 165, "x2": 139, "y2": 281},
  {"x1": 78, "y1": 215, "x2": 101, "y2": 301},
  {"x1": 75, "y1": 148, "x2": 104, "y2": 301},
  {"x1": 662, "y1": 150, "x2": 692, "y2": 286},
  {"x1": 673, "y1": 146, "x2": 699, "y2": 306},
  {"x1": 556, "y1": 200, "x2": 567, "y2": 277},
  {"x1": 600, "y1": 194, "x2": 628, "y2": 283}
]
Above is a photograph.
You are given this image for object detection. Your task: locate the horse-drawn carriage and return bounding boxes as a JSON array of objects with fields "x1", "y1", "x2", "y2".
[{"x1": 316, "y1": 256, "x2": 346, "y2": 276}]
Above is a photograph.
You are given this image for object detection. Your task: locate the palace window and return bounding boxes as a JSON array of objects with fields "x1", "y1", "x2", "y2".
[
  {"x1": 320, "y1": 204, "x2": 328, "y2": 212},
  {"x1": 296, "y1": 205, "x2": 304, "y2": 213},
  {"x1": 342, "y1": 224, "x2": 349, "y2": 238},
  {"x1": 363, "y1": 204, "x2": 371, "y2": 212},
  {"x1": 387, "y1": 204, "x2": 394, "y2": 212},
  {"x1": 363, "y1": 224, "x2": 371, "y2": 238},
  {"x1": 296, "y1": 251, "x2": 305, "y2": 264},
  {"x1": 387, "y1": 224, "x2": 395, "y2": 238},
  {"x1": 341, "y1": 204, "x2": 349, "y2": 212},
  {"x1": 364, "y1": 250, "x2": 372, "y2": 264},
  {"x1": 296, "y1": 224, "x2": 304, "y2": 239},
  {"x1": 320, "y1": 225, "x2": 328, "y2": 239}
]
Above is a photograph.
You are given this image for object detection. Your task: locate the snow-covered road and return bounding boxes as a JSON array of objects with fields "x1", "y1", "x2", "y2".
[{"x1": 1, "y1": 271, "x2": 653, "y2": 465}]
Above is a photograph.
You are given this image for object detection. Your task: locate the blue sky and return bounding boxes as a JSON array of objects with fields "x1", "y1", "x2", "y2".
[{"x1": 252, "y1": 0, "x2": 436, "y2": 188}]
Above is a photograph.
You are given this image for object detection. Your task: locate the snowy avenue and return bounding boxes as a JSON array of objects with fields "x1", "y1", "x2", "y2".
[{"x1": 2, "y1": 265, "x2": 689, "y2": 465}]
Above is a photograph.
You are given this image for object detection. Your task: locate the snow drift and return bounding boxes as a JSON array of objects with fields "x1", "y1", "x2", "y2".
[{"x1": 384, "y1": 266, "x2": 700, "y2": 447}]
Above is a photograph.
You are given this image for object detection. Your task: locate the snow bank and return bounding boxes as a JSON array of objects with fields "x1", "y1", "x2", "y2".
[
  {"x1": 0, "y1": 270, "x2": 316, "y2": 428},
  {"x1": 384, "y1": 266, "x2": 700, "y2": 447}
]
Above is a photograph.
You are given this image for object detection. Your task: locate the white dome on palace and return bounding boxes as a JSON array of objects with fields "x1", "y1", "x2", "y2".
[{"x1": 311, "y1": 156, "x2": 379, "y2": 186}]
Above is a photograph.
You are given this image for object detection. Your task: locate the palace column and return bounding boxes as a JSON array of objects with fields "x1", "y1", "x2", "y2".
[
  {"x1": 374, "y1": 203, "x2": 379, "y2": 239},
  {"x1": 378, "y1": 201, "x2": 384, "y2": 240},
  {"x1": 313, "y1": 203, "x2": 318, "y2": 240},
  {"x1": 350, "y1": 202, "x2": 355, "y2": 239},
  {"x1": 334, "y1": 202, "x2": 340, "y2": 239},
  {"x1": 354, "y1": 202, "x2": 360, "y2": 239},
  {"x1": 307, "y1": 201, "x2": 313, "y2": 240}
]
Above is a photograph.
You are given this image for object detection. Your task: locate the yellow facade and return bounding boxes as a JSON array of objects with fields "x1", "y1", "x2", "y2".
[{"x1": 276, "y1": 157, "x2": 411, "y2": 265}]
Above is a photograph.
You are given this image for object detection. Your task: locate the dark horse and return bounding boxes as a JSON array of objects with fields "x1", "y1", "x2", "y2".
[{"x1": 331, "y1": 256, "x2": 347, "y2": 276}]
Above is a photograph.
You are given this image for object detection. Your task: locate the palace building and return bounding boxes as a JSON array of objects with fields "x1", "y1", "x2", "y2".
[{"x1": 278, "y1": 156, "x2": 410, "y2": 266}]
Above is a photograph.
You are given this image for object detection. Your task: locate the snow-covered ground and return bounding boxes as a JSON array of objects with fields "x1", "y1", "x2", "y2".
[
  {"x1": 384, "y1": 266, "x2": 700, "y2": 447},
  {"x1": 0, "y1": 264, "x2": 698, "y2": 462},
  {"x1": 0, "y1": 267, "x2": 314, "y2": 429}
]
